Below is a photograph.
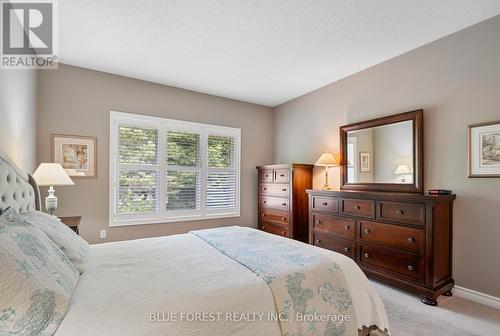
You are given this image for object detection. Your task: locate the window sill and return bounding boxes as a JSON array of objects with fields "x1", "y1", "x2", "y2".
[{"x1": 109, "y1": 212, "x2": 240, "y2": 227}]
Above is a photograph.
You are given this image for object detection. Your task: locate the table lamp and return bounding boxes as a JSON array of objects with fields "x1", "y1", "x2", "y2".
[
  {"x1": 394, "y1": 165, "x2": 411, "y2": 183},
  {"x1": 315, "y1": 153, "x2": 339, "y2": 190},
  {"x1": 33, "y1": 163, "x2": 75, "y2": 215}
]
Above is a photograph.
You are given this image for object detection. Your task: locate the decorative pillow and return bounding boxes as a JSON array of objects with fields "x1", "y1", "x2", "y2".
[
  {"x1": 0, "y1": 208, "x2": 79, "y2": 336},
  {"x1": 18, "y1": 211, "x2": 90, "y2": 274}
]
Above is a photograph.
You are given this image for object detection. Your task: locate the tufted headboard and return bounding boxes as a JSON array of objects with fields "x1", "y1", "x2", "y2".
[{"x1": 0, "y1": 148, "x2": 41, "y2": 214}]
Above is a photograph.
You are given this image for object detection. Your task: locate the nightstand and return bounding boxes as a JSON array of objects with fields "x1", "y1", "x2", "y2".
[{"x1": 59, "y1": 216, "x2": 81, "y2": 235}]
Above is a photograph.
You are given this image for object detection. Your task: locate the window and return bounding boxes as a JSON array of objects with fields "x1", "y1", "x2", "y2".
[
  {"x1": 347, "y1": 137, "x2": 357, "y2": 183},
  {"x1": 109, "y1": 111, "x2": 240, "y2": 226}
]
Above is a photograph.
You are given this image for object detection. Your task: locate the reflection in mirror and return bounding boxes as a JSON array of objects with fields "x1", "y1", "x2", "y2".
[{"x1": 346, "y1": 120, "x2": 413, "y2": 184}]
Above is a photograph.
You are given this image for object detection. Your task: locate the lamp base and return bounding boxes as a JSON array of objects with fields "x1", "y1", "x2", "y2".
[{"x1": 45, "y1": 185, "x2": 58, "y2": 216}]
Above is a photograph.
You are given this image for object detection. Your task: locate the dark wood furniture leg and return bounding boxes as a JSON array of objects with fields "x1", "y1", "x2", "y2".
[
  {"x1": 421, "y1": 296, "x2": 438, "y2": 306},
  {"x1": 442, "y1": 290, "x2": 453, "y2": 297}
]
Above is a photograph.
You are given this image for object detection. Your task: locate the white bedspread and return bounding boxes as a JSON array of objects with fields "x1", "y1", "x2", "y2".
[{"x1": 55, "y1": 228, "x2": 389, "y2": 336}]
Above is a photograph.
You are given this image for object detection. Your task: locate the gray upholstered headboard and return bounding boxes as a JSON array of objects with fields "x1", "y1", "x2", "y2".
[{"x1": 0, "y1": 148, "x2": 41, "y2": 214}]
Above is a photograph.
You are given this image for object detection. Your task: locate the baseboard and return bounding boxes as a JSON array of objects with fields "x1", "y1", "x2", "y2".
[{"x1": 453, "y1": 286, "x2": 500, "y2": 310}]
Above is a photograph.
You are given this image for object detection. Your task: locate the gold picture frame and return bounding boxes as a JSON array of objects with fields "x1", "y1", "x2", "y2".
[
  {"x1": 468, "y1": 120, "x2": 500, "y2": 178},
  {"x1": 51, "y1": 134, "x2": 97, "y2": 178}
]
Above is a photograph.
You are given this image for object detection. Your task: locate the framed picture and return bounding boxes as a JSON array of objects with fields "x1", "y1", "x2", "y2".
[
  {"x1": 359, "y1": 152, "x2": 371, "y2": 172},
  {"x1": 51, "y1": 134, "x2": 97, "y2": 178},
  {"x1": 468, "y1": 121, "x2": 500, "y2": 178}
]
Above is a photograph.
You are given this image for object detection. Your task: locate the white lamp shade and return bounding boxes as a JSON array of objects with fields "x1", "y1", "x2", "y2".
[
  {"x1": 33, "y1": 163, "x2": 75, "y2": 186},
  {"x1": 394, "y1": 165, "x2": 411, "y2": 175},
  {"x1": 315, "y1": 153, "x2": 339, "y2": 167}
]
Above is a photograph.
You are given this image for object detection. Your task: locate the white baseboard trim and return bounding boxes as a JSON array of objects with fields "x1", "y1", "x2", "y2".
[{"x1": 453, "y1": 286, "x2": 500, "y2": 310}]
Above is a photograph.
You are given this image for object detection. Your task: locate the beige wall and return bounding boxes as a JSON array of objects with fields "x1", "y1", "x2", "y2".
[
  {"x1": 37, "y1": 64, "x2": 274, "y2": 244},
  {"x1": 0, "y1": 70, "x2": 37, "y2": 173},
  {"x1": 274, "y1": 16, "x2": 500, "y2": 297}
]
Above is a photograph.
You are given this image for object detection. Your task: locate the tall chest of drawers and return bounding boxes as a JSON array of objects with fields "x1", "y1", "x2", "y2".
[
  {"x1": 307, "y1": 189, "x2": 456, "y2": 306},
  {"x1": 257, "y1": 164, "x2": 313, "y2": 242}
]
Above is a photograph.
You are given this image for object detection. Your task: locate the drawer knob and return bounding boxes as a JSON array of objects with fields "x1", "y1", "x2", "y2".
[
  {"x1": 280, "y1": 174, "x2": 285, "y2": 177},
  {"x1": 408, "y1": 265, "x2": 414, "y2": 271},
  {"x1": 344, "y1": 247, "x2": 350, "y2": 252},
  {"x1": 364, "y1": 253, "x2": 370, "y2": 258},
  {"x1": 317, "y1": 220, "x2": 321, "y2": 224},
  {"x1": 408, "y1": 237, "x2": 415, "y2": 243},
  {"x1": 322, "y1": 202, "x2": 328, "y2": 206},
  {"x1": 262, "y1": 226, "x2": 266, "y2": 230},
  {"x1": 396, "y1": 210, "x2": 404, "y2": 215},
  {"x1": 355, "y1": 205, "x2": 361, "y2": 210},
  {"x1": 282, "y1": 231, "x2": 286, "y2": 235},
  {"x1": 262, "y1": 213, "x2": 266, "y2": 217},
  {"x1": 344, "y1": 225, "x2": 351, "y2": 230},
  {"x1": 263, "y1": 187, "x2": 267, "y2": 191},
  {"x1": 282, "y1": 203, "x2": 287, "y2": 206},
  {"x1": 282, "y1": 188, "x2": 287, "y2": 192},
  {"x1": 265, "y1": 174, "x2": 269, "y2": 178},
  {"x1": 364, "y1": 228, "x2": 371, "y2": 234},
  {"x1": 263, "y1": 200, "x2": 267, "y2": 204},
  {"x1": 316, "y1": 239, "x2": 321, "y2": 244},
  {"x1": 282, "y1": 217, "x2": 286, "y2": 221}
]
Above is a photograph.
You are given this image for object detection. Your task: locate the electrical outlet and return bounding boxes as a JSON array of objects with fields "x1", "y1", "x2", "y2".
[{"x1": 100, "y1": 230, "x2": 107, "y2": 239}]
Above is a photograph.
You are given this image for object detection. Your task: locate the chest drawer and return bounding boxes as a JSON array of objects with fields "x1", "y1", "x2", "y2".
[
  {"x1": 341, "y1": 198, "x2": 375, "y2": 218},
  {"x1": 259, "y1": 169, "x2": 273, "y2": 182},
  {"x1": 313, "y1": 233, "x2": 355, "y2": 259},
  {"x1": 261, "y1": 221, "x2": 289, "y2": 238},
  {"x1": 273, "y1": 169, "x2": 290, "y2": 183},
  {"x1": 312, "y1": 196, "x2": 338, "y2": 213},
  {"x1": 260, "y1": 209, "x2": 289, "y2": 226},
  {"x1": 378, "y1": 201, "x2": 425, "y2": 226},
  {"x1": 260, "y1": 184, "x2": 290, "y2": 196},
  {"x1": 359, "y1": 220, "x2": 424, "y2": 255},
  {"x1": 259, "y1": 197, "x2": 289, "y2": 211},
  {"x1": 359, "y1": 244, "x2": 424, "y2": 282},
  {"x1": 312, "y1": 213, "x2": 355, "y2": 239}
]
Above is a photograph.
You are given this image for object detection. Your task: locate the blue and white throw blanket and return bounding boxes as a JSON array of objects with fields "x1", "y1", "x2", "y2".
[{"x1": 191, "y1": 227, "x2": 389, "y2": 336}]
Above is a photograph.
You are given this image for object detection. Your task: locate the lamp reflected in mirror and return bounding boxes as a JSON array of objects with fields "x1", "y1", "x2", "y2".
[{"x1": 394, "y1": 164, "x2": 412, "y2": 183}]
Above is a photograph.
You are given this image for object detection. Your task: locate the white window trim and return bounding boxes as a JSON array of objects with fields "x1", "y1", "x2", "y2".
[{"x1": 109, "y1": 111, "x2": 241, "y2": 227}]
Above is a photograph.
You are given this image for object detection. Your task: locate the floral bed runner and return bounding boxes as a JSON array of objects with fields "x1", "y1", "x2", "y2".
[{"x1": 191, "y1": 226, "x2": 389, "y2": 336}]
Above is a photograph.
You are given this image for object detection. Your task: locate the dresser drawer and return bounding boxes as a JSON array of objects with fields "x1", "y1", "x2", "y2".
[
  {"x1": 341, "y1": 198, "x2": 375, "y2": 218},
  {"x1": 312, "y1": 213, "x2": 355, "y2": 239},
  {"x1": 359, "y1": 244, "x2": 424, "y2": 282},
  {"x1": 259, "y1": 169, "x2": 273, "y2": 182},
  {"x1": 259, "y1": 197, "x2": 289, "y2": 211},
  {"x1": 260, "y1": 209, "x2": 289, "y2": 226},
  {"x1": 273, "y1": 169, "x2": 290, "y2": 183},
  {"x1": 261, "y1": 221, "x2": 289, "y2": 238},
  {"x1": 312, "y1": 196, "x2": 338, "y2": 213},
  {"x1": 359, "y1": 220, "x2": 424, "y2": 255},
  {"x1": 313, "y1": 233, "x2": 355, "y2": 259},
  {"x1": 378, "y1": 201, "x2": 425, "y2": 226},
  {"x1": 260, "y1": 184, "x2": 290, "y2": 196}
]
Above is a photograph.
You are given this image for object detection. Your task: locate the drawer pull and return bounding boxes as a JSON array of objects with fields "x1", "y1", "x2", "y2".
[
  {"x1": 282, "y1": 203, "x2": 287, "y2": 206},
  {"x1": 263, "y1": 187, "x2": 267, "y2": 191},
  {"x1": 407, "y1": 265, "x2": 414, "y2": 271},
  {"x1": 282, "y1": 188, "x2": 287, "y2": 192},
  {"x1": 262, "y1": 225, "x2": 266, "y2": 230},
  {"x1": 317, "y1": 220, "x2": 321, "y2": 224},
  {"x1": 262, "y1": 213, "x2": 266, "y2": 217},
  {"x1": 316, "y1": 239, "x2": 321, "y2": 244},
  {"x1": 364, "y1": 253, "x2": 370, "y2": 258},
  {"x1": 364, "y1": 228, "x2": 371, "y2": 234},
  {"x1": 344, "y1": 247, "x2": 350, "y2": 252},
  {"x1": 396, "y1": 210, "x2": 405, "y2": 215},
  {"x1": 282, "y1": 231, "x2": 286, "y2": 235},
  {"x1": 280, "y1": 174, "x2": 285, "y2": 177},
  {"x1": 265, "y1": 174, "x2": 269, "y2": 178},
  {"x1": 282, "y1": 217, "x2": 286, "y2": 221},
  {"x1": 322, "y1": 202, "x2": 328, "y2": 206},
  {"x1": 344, "y1": 225, "x2": 351, "y2": 230},
  {"x1": 263, "y1": 200, "x2": 267, "y2": 204},
  {"x1": 408, "y1": 237, "x2": 415, "y2": 243},
  {"x1": 355, "y1": 205, "x2": 361, "y2": 210}
]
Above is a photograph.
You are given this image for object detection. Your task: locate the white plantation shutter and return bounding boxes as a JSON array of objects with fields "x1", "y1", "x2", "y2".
[
  {"x1": 166, "y1": 130, "x2": 201, "y2": 211},
  {"x1": 206, "y1": 135, "x2": 237, "y2": 210},
  {"x1": 117, "y1": 125, "x2": 159, "y2": 214},
  {"x1": 110, "y1": 112, "x2": 240, "y2": 226}
]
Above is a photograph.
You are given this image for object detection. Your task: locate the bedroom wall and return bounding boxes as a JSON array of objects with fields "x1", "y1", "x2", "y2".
[
  {"x1": 274, "y1": 16, "x2": 500, "y2": 297},
  {"x1": 0, "y1": 70, "x2": 38, "y2": 173},
  {"x1": 37, "y1": 64, "x2": 274, "y2": 243}
]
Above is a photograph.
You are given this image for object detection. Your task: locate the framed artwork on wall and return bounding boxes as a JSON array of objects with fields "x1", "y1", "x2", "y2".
[
  {"x1": 51, "y1": 134, "x2": 97, "y2": 178},
  {"x1": 468, "y1": 121, "x2": 500, "y2": 178},
  {"x1": 359, "y1": 152, "x2": 371, "y2": 172}
]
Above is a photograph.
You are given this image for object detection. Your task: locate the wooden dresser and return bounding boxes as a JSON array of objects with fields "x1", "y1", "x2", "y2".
[
  {"x1": 307, "y1": 189, "x2": 456, "y2": 306},
  {"x1": 257, "y1": 164, "x2": 313, "y2": 242}
]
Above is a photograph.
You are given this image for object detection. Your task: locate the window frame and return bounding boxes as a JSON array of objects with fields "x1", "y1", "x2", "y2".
[{"x1": 109, "y1": 111, "x2": 241, "y2": 227}]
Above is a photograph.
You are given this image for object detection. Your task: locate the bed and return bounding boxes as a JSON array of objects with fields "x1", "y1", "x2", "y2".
[{"x1": 0, "y1": 149, "x2": 389, "y2": 336}]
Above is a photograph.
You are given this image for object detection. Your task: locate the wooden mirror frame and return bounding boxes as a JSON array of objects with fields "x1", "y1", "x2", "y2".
[{"x1": 340, "y1": 109, "x2": 423, "y2": 193}]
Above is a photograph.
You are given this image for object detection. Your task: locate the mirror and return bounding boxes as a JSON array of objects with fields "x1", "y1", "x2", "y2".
[{"x1": 340, "y1": 110, "x2": 423, "y2": 193}]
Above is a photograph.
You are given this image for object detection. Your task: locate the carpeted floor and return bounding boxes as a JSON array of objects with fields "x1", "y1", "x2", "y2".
[{"x1": 371, "y1": 281, "x2": 500, "y2": 336}]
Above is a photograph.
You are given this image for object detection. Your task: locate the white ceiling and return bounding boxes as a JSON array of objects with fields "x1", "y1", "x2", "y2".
[{"x1": 59, "y1": 1, "x2": 500, "y2": 107}]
